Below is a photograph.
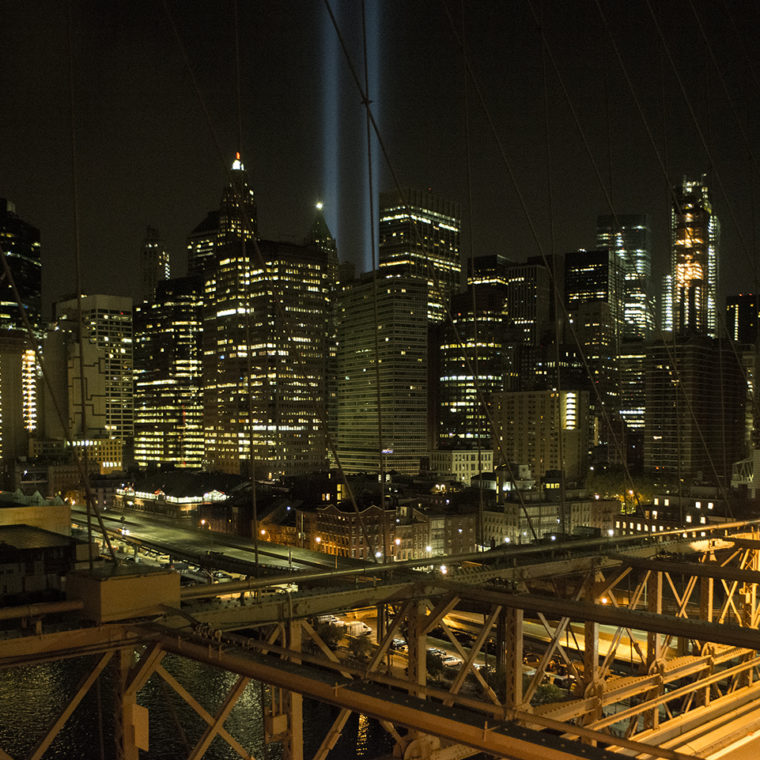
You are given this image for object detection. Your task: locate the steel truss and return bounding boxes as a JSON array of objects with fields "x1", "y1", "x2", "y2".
[{"x1": 3, "y1": 532, "x2": 760, "y2": 759}]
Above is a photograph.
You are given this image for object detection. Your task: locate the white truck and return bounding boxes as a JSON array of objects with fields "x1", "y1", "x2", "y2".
[{"x1": 343, "y1": 620, "x2": 371, "y2": 636}]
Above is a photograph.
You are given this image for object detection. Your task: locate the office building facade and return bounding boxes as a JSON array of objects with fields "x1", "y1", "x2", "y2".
[
  {"x1": 438, "y1": 285, "x2": 511, "y2": 448},
  {"x1": 379, "y1": 188, "x2": 461, "y2": 323},
  {"x1": 491, "y1": 389, "x2": 590, "y2": 483},
  {"x1": 134, "y1": 276, "x2": 204, "y2": 469},
  {"x1": 596, "y1": 214, "x2": 652, "y2": 340},
  {"x1": 202, "y1": 238, "x2": 331, "y2": 476},
  {"x1": 335, "y1": 274, "x2": 428, "y2": 474},
  {"x1": 644, "y1": 336, "x2": 744, "y2": 483}
]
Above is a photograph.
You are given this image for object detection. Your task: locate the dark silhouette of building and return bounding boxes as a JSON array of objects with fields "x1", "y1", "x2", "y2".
[{"x1": 0, "y1": 199, "x2": 41, "y2": 332}]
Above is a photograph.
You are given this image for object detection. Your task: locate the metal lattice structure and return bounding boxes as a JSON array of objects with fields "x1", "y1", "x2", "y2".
[{"x1": 4, "y1": 527, "x2": 760, "y2": 759}]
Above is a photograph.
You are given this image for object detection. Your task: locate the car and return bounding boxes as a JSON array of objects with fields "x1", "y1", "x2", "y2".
[{"x1": 441, "y1": 655, "x2": 462, "y2": 668}]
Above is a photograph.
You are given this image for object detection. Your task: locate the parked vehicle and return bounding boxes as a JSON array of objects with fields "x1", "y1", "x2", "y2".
[{"x1": 344, "y1": 620, "x2": 371, "y2": 636}]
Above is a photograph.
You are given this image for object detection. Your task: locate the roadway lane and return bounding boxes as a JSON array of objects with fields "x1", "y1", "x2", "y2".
[{"x1": 70, "y1": 507, "x2": 361, "y2": 573}]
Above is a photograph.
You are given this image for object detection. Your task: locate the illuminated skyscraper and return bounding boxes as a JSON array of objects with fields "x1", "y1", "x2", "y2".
[
  {"x1": 466, "y1": 254, "x2": 513, "y2": 287},
  {"x1": 310, "y1": 202, "x2": 341, "y2": 444},
  {"x1": 195, "y1": 157, "x2": 331, "y2": 476},
  {"x1": 726, "y1": 293, "x2": 759, "y2": 344},
  {"x1": 379, "y1": 188, "x2": 461, "y2": 322},
  {"x1": 671, "y1": 175, "x2": 720, "y2": 337},
  {"x1": 564, "y1": 249, "x2": 624, "y2": 402},
  {"x1": 438, "y1": 285, "x2": 511, "y2": 447},
  {"x1": 0, "y1": 331, "x2": 36, "y2": 475},
  {"x1": 140, "y1": 226, "x2": 170, "y2": 301},
  {"x1": 504, "y1": 262, "x2": 553, "y2": 346},
  {"x1": 219, "y1": 152, "x2": 258, "y2": 241},
  {"x1": 0, "y1": 199, "x2": 41, "y2": 332},
  {"x1": 134, "y1": 276, "x2": 203, "y2": 469},
  {"x1": 596, "y1": 214, "x2": 652, "y2": 340},
  {"x1": 186, "y1": 152, "x2": 257, "y2": 277},
  {"x1": 335, "y1": 274, "x2": 428, "y2": 474},
  {"x1": 203, "y1": 237, "x2": 330, "y2": 476}
]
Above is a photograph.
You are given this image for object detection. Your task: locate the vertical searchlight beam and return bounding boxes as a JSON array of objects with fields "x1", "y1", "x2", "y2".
[
  {"x1": 361, "y1": 0, "x2": 381, "y2": 273},
  {"x1": 321, "y1": 4, "x2": 341, "y2": 252}
]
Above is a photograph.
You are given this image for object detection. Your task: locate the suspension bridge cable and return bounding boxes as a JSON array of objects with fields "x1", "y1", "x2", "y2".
[{"x1": 363, "y1": 0, "x2": 388, "y2": 561}]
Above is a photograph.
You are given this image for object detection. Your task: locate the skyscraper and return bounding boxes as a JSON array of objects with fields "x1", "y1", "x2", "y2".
[
  {"x1": 134, "y1": 276, "x2": 204, "y2": 469},
  {"x1": 466, "y1": 254, "x2": 513, "y2": 287},
  {"x1": 140, "y1": 226, "x2": 170, "y2": 302},
  {"x1": 0, "y1": 331, "x2": 36, "y2": 475},
  {"x1": 186, "y1": 152, "x2": 257, "y2": 277},
  {"x1": 379, "y1": 188, "x2": 461, "y2": 323},
  {"x1": 596, "y1": 214, "x2": 652, "y2": 340},
  {"x1": 438, "y1": 285, "x2": 511, "y2": 447},
  {"x1": 335, "y1": 274, "x2": 428, "y2": 474},
  {"x1": 42, "y1": 295, "x2": 133, "y2": 470},
  {"x1": 310, "y1": 203, "x2": 341, "y2": 447},
  {"x1": 187, "y1": 210, "x2": 220, "y2": 277},
  {"x1": 726, "y1": 293, "x2": 759, "y2": 344},
  {"x1": 504, "y1": 262, "x2": 553, "y2": 346},
  {"x1": 0, "y1": 199, "x2": 41, "y2": 332},
  {"x1": 564, "y1": 248, "x2": 624, "y2": 401},
  {"x1": 671, "y1": 175, "x2": 720, "y2": 337},
  {"x1": 644, "y1": 336, "x2": 743, "y2": 484},
  {"x1": 202, "y1": 238, "x2": 330, "y2": 476},
  {"x1": 192, "y1": 155, "x2": 331, "y2": 476}
]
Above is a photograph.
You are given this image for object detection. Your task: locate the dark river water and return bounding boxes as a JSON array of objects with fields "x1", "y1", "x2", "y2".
[{"x1": 0, "y1": 654, "x2": 395, "y2": 759}]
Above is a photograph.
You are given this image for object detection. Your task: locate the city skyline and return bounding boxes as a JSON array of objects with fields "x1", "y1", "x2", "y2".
[{"x1": 2, "y1": 1, "x2": 760, "y2": 316}]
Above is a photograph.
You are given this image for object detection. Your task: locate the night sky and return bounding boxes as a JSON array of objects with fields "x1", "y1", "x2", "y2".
[{"x1": 2, "y1": 1, "x2": 760, "y2": 318}]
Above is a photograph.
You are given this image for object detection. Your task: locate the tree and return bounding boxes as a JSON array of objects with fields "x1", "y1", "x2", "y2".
[
  {"x1": 313, "y1": 622, "x2": 343, "y2": 650},
  {"x1": 426, "y1": 650, "x2": 445, "y2": 678},
  {"x1": 347, "y1": 635, "x2": 374, "y2": 662}
]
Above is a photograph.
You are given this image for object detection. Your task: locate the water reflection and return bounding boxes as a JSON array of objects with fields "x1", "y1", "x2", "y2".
[{"x1": 0, "y1": 654, "x2": 395, "y2": 759}]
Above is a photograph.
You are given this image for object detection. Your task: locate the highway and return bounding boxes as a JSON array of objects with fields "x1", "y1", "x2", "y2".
[{"x1": 70, "y1": 506, "x2": 365, "y2": 575}]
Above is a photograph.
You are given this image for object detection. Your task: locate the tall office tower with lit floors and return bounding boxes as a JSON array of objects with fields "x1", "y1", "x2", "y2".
[
  {"x1": 0, "y1": 201, "x2": 42, "y2": 474},
  {"x1": 379, "y1": 188, "x2": 461, "y2": 323},
  {"x1": 438, "y1": 285, "x2": 512, "y2": 448},
  {"x1": 202, "y1": 238, "x2": 331, "y2": 476},
  {"x1": 596, "y1": 214, "x2": 652, "y2": 340},
  {"x1": 200, "y1": 156, "x2": 331, "y2": 476},
  {"x1": 335, "y1": 274, "x2": 428, "y2": 475},
  {"x1": 134, "y1": 276, "x2": 204, "y2": 469}
]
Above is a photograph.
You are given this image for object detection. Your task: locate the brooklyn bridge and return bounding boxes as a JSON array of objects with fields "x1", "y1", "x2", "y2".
[{"x1": 3, "y1": 521, "x2": 760, "y2": 760}]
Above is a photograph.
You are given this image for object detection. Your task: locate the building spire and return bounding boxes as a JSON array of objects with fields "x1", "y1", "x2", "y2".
[{"x1": 220, "y1": 152, "x2": 257, "y2": 241}]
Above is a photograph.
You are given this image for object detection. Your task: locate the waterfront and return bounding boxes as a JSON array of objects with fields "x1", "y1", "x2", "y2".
[{"x1": 0, "y1": 653, "x2": 394, "y2": 759}]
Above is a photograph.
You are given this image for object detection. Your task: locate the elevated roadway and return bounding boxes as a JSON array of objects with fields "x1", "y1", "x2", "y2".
[{"x1": 71, "y1": 506, "x2": 366, "y2": 575}]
